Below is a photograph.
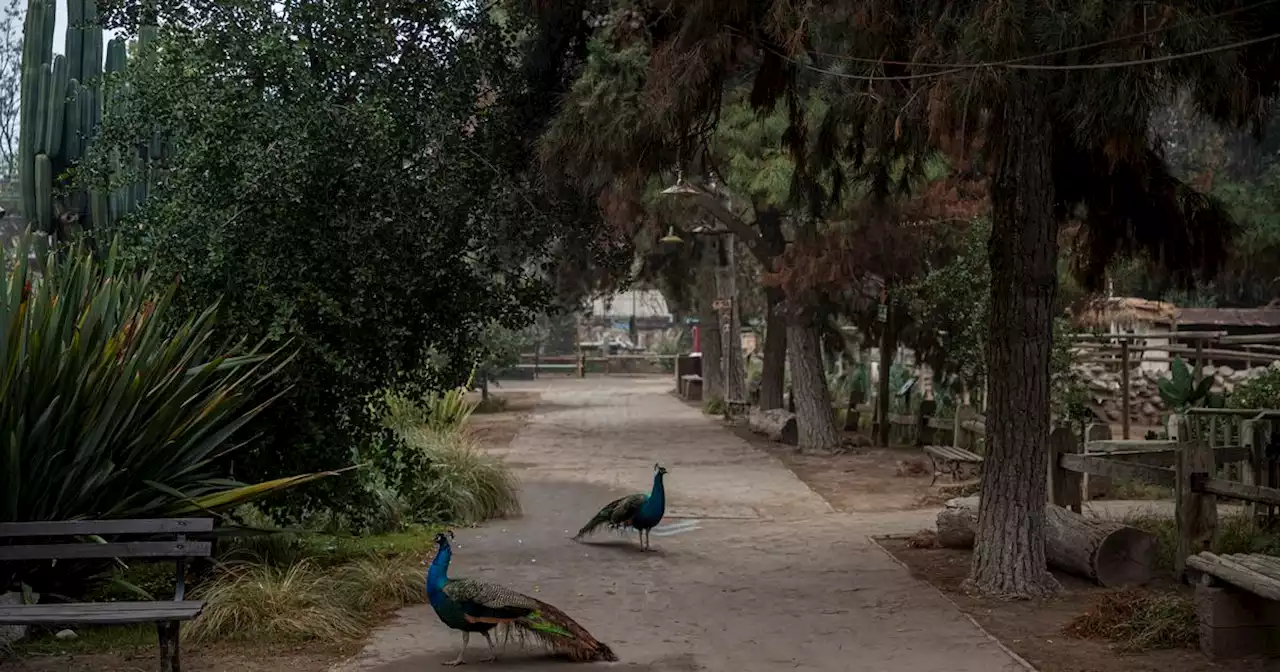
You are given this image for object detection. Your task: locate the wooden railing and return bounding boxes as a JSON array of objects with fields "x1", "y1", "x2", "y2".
[
  {"x1": 1049, "y1": 410, "x2": 1280, "y2": 579},
  {"x1": 514, "y1": 352, "x2": 679, "y2": 378}
]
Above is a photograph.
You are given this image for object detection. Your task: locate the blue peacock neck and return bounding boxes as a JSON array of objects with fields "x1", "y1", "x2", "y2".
[
  {"x1": 640, "y1": 471, "x2": 665, "y2": 518},
  {"x1": 427, "y1": 542, "x2": 451, "y2": 601}
]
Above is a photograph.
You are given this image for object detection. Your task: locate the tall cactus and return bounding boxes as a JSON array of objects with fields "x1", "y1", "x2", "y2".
[{"x1": 17, "y1": 0, "x2": 156, "y2": 240}]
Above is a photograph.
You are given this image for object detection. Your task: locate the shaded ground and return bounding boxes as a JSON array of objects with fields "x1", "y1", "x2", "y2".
[
  {"x1": 879, "y1": 538, "x2": 1272, "y2": 672},
  {"x1": 723, "y1": 419, "x2": 944, "y2": 513},
  {"x1": 338, "y1": 377, "x2": 1026, "y2": 672},
  {"x1": 3, "y1": 642, "x2": 353, "y2": 672}
]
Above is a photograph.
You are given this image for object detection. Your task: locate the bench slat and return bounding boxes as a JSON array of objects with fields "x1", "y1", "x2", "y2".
[
  {"x1": 0, "y1": 518, "x2": 213, "y2": 538},
  {"x1": 0, "y1": 601, "x2": 204, "y2": 625},
  {"x1": 925, "y1": 445, "x2": 983, "y2": 463},
  {"x1": 0, "y1": 540, "x2": 212, "y2": 561}
]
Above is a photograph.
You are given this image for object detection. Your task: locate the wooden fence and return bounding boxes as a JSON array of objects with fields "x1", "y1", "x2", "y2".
[
  {"x1": 514, "y1": 352, "x2": 679, "y2": 378},
  {"x1": 1050, "y1": 409, "x2": 1280, "y2": 578}
]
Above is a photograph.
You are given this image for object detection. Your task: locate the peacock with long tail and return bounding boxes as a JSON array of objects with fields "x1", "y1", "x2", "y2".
[
  {"x1": 426, "y1": 530, "x2": 618, "y2": 665},
  {"x1": 573, "y1": 463, "x2": 667, "y2": 551}
]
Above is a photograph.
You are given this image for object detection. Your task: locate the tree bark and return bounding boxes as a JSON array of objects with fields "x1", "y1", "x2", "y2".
[
  {"x1": 967, "y1": 78, "x2": 1061, "y2": 598},
  {"x1": 758, "y1": 287, "x2": 787, "y2": 410},
  {"x1": 697, "y1": 243, "x2": 724, "y2": 401},
  {"x1": 717, "y1": 236, "x2": 747, "y2": 402},
  {"x1": 786, "y1": 313, "x2": 841, "y2": 452},
  {"x1": 940, "y1": 498, "x2": 1159, "y2": 588},
  {"x1": 876, "y1": 301, "x2": 895, "y2": 446}
]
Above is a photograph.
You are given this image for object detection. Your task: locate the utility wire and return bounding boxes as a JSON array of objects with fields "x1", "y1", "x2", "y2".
[{"x1": 778, "y1": 0, "x2": 1280, "y2": 69}]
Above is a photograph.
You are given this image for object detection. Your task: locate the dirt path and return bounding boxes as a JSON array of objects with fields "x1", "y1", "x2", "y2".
[{"x1": 336, "y1": 377, "x2": 1029, "y2": 672}]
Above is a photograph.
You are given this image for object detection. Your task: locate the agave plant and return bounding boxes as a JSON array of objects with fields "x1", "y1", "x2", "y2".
[
  {"x1": 1157, "y1": 357, "x2": 1216, "y2": 412},
  {"x1": 0, "y1": 233, "x2": 342, "y2": 528}
]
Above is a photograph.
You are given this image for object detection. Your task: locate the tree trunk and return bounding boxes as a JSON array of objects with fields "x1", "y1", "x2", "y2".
[
  {"x1": 758, "y1": 287, "x2": 787, "y2": 410},
  {"x1": 786, "y1": 314, "x2": 841, "y2": 452},
  {"x1": 718, "y1": 237, "x2": 747, "y2": 402},
  {"x1": 967, "y1": 78, "x2": 1061, "y2": 599},
  {"x1": 876, "y1": 301, "x2": 895, "y2": 446},
  {"x1": 940, "y1": 498, "x2": 1159, "y2": 588},
  {"x1": 697, "y1": 243, "x2": 724, "y2": 401},
  {"x1": 481, "y1": 377, "x2": 490, "y2": 402}
]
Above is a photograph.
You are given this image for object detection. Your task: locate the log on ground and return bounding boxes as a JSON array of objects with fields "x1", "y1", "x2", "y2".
[
  {"x1": 748, "y1": 408, "x2": 798, "y2": 445},
  {"x1": 935, "y1": 496, "x2": 1159, "y2": 587}
]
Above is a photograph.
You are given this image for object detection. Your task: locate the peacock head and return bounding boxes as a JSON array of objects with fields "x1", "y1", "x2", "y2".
[
  {"x1": 654, "y1": 463, "x2": 668, "y2": 477},
  {"x1": 434, "y1": 530, "x2": 455, "y2": 548}
]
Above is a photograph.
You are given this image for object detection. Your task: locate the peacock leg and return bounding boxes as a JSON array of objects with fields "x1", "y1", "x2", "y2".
[
  {"x1": 443, "y1": 632, "x2": 469, "y2": 666},
  {"x1": 479, "y1": 631, "x2": 498, "y2": 663}
]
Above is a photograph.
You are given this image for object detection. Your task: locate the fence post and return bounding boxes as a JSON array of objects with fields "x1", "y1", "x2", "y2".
[
  {"x1": 953, "y1": 405, "x2": 968, "y2": 451},
  {"x1": 1083, "y1": 423, "x2": 1112, "y2": 502},
  {"x1": 577, "y1": 351, "x2": 586, "y2": 378},
  {"x1": 917, "y1": 399, "x2": 937, "y2": 447},
  {"x1": 1172, "y1": 413, "x2": 1218, "y2": 582},
  {"x1": 844, "y1": 389, "x2": 864, "y2": 432},
  {"x1": 1243, "y1": 419, "x2": 1259, "y2": 520},
  {"x1": 1049, "y1": 426, "x2": 1083, "y2": 513}
]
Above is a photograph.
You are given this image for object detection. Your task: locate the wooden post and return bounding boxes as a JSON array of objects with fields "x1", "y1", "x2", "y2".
[
  {"x1": 844, "y1": 389, "x2": 864, "y2": 432},
  {"x1": 158, "y1": 621, "x2": 180, "y2": 672},
  {"x1": 1243, "y1": 419, "x2": 1259, "y2": 520},
  {"x1": 1172, "y1": 413, "x2": 1218, "y2": 582},
  {"x1": 1049, "y1": 426, "x2": 1083, "y2": 513},
  {"x1": 917, "y1": 399, "x2": 937, "y2": 447},
  {"x1": 953, "y1": 404, "x2": 968, "y2": 451},
  {"x1": 1084, "y1": 423, "x2": 1113, "y2": 502},
  {"x1": 1120, "y1": 341, "x2": 1131, "y2": 440},
  {"x1": 533, "y1": 350, "x2": 540, "y2": 379},
  {"x1": 577, "y1": 351, "x2": 586, "y2": 378},
  {"x1": 1194, "y1": 339, "x2": 1205, "y2": 384}
]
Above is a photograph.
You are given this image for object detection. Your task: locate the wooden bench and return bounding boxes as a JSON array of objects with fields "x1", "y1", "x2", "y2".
[
  {"x1": 1187, "y1": 551, "x2": 1280, "y2": 659},
  {"x1": 0, "y1": 518, "x2": 213, "y2": 671},
  {"x1": 923, "y1": 445, "x2": 984, "y2": 485},
  {"x1": 680, "y1": 374, "x2": 703, "y2": 401}
]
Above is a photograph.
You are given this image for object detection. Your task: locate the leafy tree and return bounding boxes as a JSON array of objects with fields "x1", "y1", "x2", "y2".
[{"x1": 88, "y1": 0, "x2": 568, "y2": 520}]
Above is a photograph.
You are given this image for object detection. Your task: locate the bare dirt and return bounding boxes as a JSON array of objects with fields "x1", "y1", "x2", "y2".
[
  {"x1": 724, "y1": 419, "x2": 943, "y2": 513},
  {"x1": 878, "y1": 538, "x2": 1274, "y2": 672}
]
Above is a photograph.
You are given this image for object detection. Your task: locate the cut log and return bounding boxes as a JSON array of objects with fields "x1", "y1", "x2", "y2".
[
  {"x1": 935, "y1": 496, "x2": 1159, "y2": 587},
  {"x1": 748, "y1": 408, "x2": 798, "y2": 445}
]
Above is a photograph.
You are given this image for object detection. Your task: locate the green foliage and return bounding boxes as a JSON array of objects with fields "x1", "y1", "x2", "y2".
[
  {"x1": 1229, "y1": 366, "x2": 1280, "y2": 410},
  {"x1": 1157, "y1": 358, "x2": 1215, "y2": 412},
  {"x1": 389, "y1": 427, "x2": 521, "y2": 525},
  {"x1": 89, "y1": 0, "x2": 558, "y2": 519},
  {"x1": 381, "y1": 388, "x2": 479, "y2": 437},
  {"x1": 897, "y1": 218, "x2": 990, "y2": 388},
  {"x1": 0, "y1": 233, "x2": 340, "y2": 591}
]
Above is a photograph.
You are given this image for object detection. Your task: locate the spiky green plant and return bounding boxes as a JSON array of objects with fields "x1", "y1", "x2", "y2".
[{"x1": 0, "y1": 232, "x2": 345, "y2": 590}]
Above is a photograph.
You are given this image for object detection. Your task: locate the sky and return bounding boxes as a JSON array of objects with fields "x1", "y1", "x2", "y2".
[{"x1": 48, "y1": 0, "x2": 124, "y2": 54}]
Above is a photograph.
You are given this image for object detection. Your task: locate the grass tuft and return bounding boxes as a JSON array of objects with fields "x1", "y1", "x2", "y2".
[
  {"x1": 335, "y1": 554, "x2": 428, "y2": 612},
  {"x1": 398, "y1": 427, "x2": 521, "y2": 524},
  {"x1": 1064, "y1": 589, "x2": 1197, "y2": 651},
  {"x1": 186, "y1": 560, "x2": 370, "y2": 643}
]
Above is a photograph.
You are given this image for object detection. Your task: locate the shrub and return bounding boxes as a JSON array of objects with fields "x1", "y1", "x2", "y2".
[
  {"x1": 0, "y1": 235, "x2": 338, "y2": 594},
  {"x1": 1231, "y1": 365, "x2": 1280, "y2": 409},
  {"x1": 381, "y1": 388, "x2": 478, "y2": 435},
  {"x1": 394, "y1": 427, "x2": 521, "y2": 524}
]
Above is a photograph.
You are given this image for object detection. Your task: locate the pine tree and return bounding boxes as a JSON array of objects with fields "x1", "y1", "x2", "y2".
[{"x1": 521, "y1": 0, "x2": 1280, "y2": 597}]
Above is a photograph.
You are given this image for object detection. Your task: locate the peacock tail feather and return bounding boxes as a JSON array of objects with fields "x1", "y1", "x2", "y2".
[
  {"x1": 573, "y1": 493, "x2": 646, "y2": 539},
  {"x1": 506, "y1": 597, "x2": 618, "y2": 662}
]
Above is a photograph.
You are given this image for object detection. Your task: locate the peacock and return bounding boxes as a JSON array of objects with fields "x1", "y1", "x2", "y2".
[
  {"x1": 573, "y1": 463, "x2": 667, "y2": 551},
  {"x1": 426, "y1": 530, "x2": 618, "y2": 666}
]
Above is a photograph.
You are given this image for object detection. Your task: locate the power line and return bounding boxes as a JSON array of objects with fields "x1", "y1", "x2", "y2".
[
  {"x1": 779, "y1": 32, "x2": 1280, "y2": 82},
  {"x1": 781, "y1": 0, "x2": 1280, "y2": 70}
]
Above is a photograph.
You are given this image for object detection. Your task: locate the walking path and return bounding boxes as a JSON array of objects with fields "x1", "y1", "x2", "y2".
[{"x1": 336, "y1": 377, "x2": 1031, "y2": 671}]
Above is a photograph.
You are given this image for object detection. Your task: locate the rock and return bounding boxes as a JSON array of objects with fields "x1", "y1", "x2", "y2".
[
  {"x1": 55, "y1": 629, "x2": 77, "y2": 641},
  {"x1": 0, "y1": 592, "x2": 28, "y2": 646},
  {"x1": 1141, "y1": 402, "x2": 1157, "y2": 416}
]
